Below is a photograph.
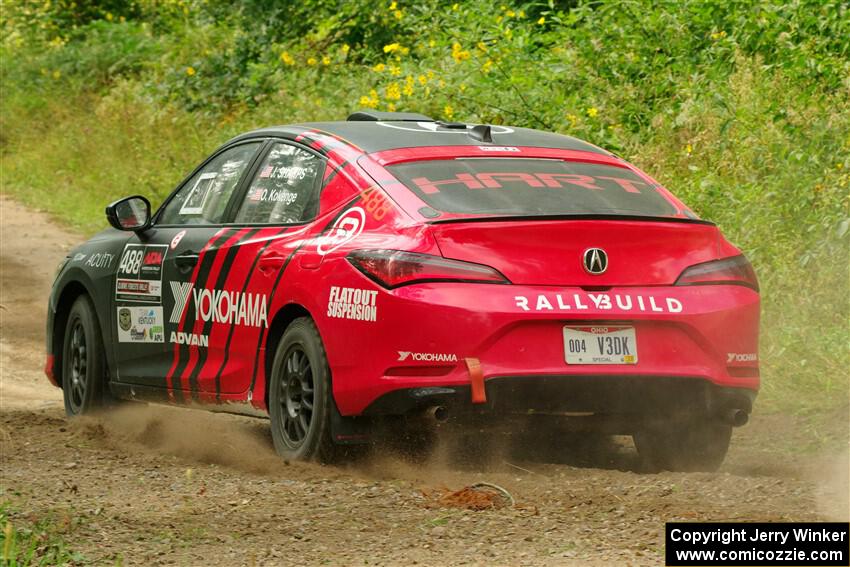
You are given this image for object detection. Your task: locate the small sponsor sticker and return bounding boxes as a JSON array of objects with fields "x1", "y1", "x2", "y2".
[
  {"x1": 116, "y1": 306, "x2": 164, "y2": 343},
  {"x1": 170, "y1": 230, "x2": 187, "y2": 250},
  {"x1": 478, "y1": 146, "x2": 520, "y2": 152},
  {"x1": 327, "y1": 286, "x2": 377, "y2": 322}
]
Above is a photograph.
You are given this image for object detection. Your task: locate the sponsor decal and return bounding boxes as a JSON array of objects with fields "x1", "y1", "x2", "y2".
[
  {"x1": 411, "y1": 172, "x2": 648, "y2": 195},
  {"x1": 397, "y1": 351, "x2": 458, "y2": 362},
  {"x1": 170, "y1": 230, "x2": 187, "y2": 250},
  {"x1": 327, "y1": 286, "x2": 377, "y2": 322},
  {"x1": 727, "y1": 352, "x2": 758, "y2": 363},
  {"x1": 169, "y1": 282, "x2": 268, "y2": 328},
  {"x1": 514, "y1": 293, "x2": 683, "y2": 313},
  {"x1": 116, "y1": 306, "x2": 164, "y2": 343},
  {"x1": 317, "y1": 207, "x2": 366, "y2": 255},
  {"x1": 478, "y1": 146, "x2": 520, "y2": 152},
  {"x1": 170, "y1": 331, "x2": 209, "y2": 347},
  {"x1": 115, "y1": 244, "x2": 167, "y2": 303},
  {"x1": 72, "y1": 253, "x2": 86, "y2": 262},
  {"x1": 85, "y1": 252, "x2": 115, "y2": 269}
]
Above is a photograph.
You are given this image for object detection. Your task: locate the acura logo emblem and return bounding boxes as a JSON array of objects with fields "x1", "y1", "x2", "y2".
[{"x1": 583, "y1": 248, "x2": 608, "y2": 274}]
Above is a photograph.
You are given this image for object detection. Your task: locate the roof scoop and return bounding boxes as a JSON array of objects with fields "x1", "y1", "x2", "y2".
[
  {"x1": 468, "y1": 124, "x2": 493, "y2": 143},
  {"x1": 347, "y1": 110, "x2": 434, "y2": 122}
]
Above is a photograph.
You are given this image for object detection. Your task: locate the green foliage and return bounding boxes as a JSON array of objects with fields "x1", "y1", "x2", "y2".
[
  {"x1": 1, "y1": 0, "x2": 848, "y2": 412},
  {"x1": 0, "y1": 503, "x2": 86, "y2": 566}
]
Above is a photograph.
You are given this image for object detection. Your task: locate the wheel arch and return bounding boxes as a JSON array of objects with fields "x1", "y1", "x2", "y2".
[
  {"x1": 263, "y1": 302, "x2": 314, "y2": 408},
  {"x1": 51, "y1": 279, "x2": 96, "y2": 387}
]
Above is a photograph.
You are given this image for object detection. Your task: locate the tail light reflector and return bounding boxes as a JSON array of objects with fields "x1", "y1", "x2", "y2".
[
  {"x1": 675, "y1": 255, "x2": 759, "y2": 291},
  {"x1": 347, "y1": 249, "x2": 509, "y2": 289}
]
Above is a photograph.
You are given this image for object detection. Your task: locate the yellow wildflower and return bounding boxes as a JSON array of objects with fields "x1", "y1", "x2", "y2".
[
  {"x1": 427, "y1": 70, "x2": 435, "y2": 79},
  {"x1": 506, "y1": 9, "x2": 515, "y2": 17},
  {"x1": 566, "y1": 113, "x2": 578, "y2": 128},
  {"x1": 685, "y1": 143, "x2": 693, "y2": 155},
  {"x1": 451, "y1": 42, "x2": 470, "y2": 63},
  {"x1": 322, "y1": 55, "x2": 331, "y2": 66},
  {"x1": 307, "y1": 57, "x2": 318, "y2": 66},
  {"x1": 383, "y1": 43, "x2": 401, "y2": 53},
  {"x1": 452, "y1": 3, "x2": 459, "y2": 10},
  {"x1": 481, "y1": 59, "x2": 493, "y2": 73},
  {"x1": 403, "y1": 76, "x2": 415, "y2": 96},
  {"x1": 518, "y1": 10, "x2": 525, "y2": 18},
  {"x1": 389, "y1": 64, "x2": 402, "y2": 76},
  {"x1": 341, "y1": 44, "x2": 350, "y2": 54},
  {"x1": 537, "y1": 16, "x2": 545, "y2": 25},
  {"x1": 476, "y1": 41, "x2": 488, "y2": 52},
  {"x1": 105, "y1": 12, "x2": 113, "y2": 21},
  {"x1": 429, "y1": 39, "x2": 436, "y2": 48},
  {"x1": 586, "y1": 106, "x2": 598, "y2": 118},
  {"x1": 389, "y1": 1, "x2": 397, "y2": 9},
  {"x1": 280, "y1": 51, "x2": 295, "y2": 66},
  {"x1": 387, "y1": 103, "x2": 396, "y2": 111},
  {"x1": 373, "y1": 63, "x2": 386, "y2": 72},
  {"x1": 52, "y1": 69, "x2": 61, "y2": 79},
  {"x1": 444, "y1": 105, "x2": 454, "y2": 119},
  {"x1": 185, "y1": 66, "x2": 195, "y2": 76},
  {"x1": 418, "y1": 74, "x2": 427, "y2": 85},
  {"x1": 394, "y1": 9, "x2": 402, "y2": 19},
  {"x1": 386, "y1": 82, "x2": 402, "y2": 100}
]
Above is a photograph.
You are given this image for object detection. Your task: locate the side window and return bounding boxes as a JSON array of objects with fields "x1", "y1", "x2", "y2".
[
  {"x1": 235, "y1": 142, "x2": 325, "y2": 224},
  {"x1": 158, "y1": 142, "x2": 260, "y2": 225}
]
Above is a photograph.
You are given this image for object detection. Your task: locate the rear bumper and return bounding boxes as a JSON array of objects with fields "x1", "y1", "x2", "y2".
[
  {"x1": 318, "y1": 272, "x2": 760, "y2": 416},
  {"x1": 363, "y1": 375, "x2": 756, "y2": 420}
]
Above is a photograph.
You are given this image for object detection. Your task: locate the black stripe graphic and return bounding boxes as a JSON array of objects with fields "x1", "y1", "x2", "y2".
[
  {"x1": 322, "y1": 159, "x2": 349, "y2": 188},
  {"x1": 187, "y1": 228, "x2": 260, "y2": 399},
  {"x1": 247, "y1": 198, "x2": 363, "y2": 402},
  {"x1": 171, "y1": 229, "x2": 237, "y2": 399},
  {"x1": 211, "y1": 228, "x2": 286, "y2": 401}
]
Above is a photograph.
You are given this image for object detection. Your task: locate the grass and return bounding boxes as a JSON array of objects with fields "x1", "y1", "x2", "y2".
[
  {"x1": 0, "y1": 503, "x2": 86, "y2": 566},
  {"x1": 0, "y1": 0, "x2": 847, "y2": 416}
]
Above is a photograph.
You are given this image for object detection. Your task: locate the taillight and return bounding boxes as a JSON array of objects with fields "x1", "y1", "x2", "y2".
[
  {"x1": 347, "y1": 249, "x2": 509, "y2": 288},
  {"x1": 675, "y1": 255, "x2": 759, "y2": 291}
]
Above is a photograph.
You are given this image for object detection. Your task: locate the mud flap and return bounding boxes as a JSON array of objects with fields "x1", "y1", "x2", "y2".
[{"x1": 330, "y1": 395, "x2": 372, "y2": 444}]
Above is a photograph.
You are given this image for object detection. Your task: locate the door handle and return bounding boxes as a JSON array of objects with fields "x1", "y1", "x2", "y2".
[
  {"x1": 258, "y1": 253, "x2": 286, "y2": 275},
  {"x1": 174, "y1": 252, "x2": 200, "y2": 268}
]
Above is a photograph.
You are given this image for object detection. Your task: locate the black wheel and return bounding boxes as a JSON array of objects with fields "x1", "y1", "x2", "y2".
[
  {"x1": 62, "y1": 296, "x2": 107, "y2": 416},
  {"x1": 268, "y1": 317, "x2": 335, "y2": 462},
  {"x1": 633, "y1": 419, "x2": 732, "y2": 472}
]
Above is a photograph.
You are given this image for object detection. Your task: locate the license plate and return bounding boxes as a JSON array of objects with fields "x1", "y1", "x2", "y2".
[{"x1": 563, "y1": 325, "x2": 637, "y2": 364}]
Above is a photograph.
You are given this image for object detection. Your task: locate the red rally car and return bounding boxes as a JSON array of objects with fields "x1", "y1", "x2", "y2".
[{"x1": 46, "y1": 111, "x2": 760, "y2": 470}]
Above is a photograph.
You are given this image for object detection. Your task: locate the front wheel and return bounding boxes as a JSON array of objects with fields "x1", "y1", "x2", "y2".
[
  {"x1": 268, "y1": 318, "x2": 336, "y2": 462},
  {"x1": 633, "y1": 419, "x2": 732, "y2": 472},
  {"x1": 62, "y1": 296, "x2": 108, "y2": 416}
]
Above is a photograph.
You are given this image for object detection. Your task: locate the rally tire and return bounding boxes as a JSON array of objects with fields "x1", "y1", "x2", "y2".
[
  {"x1": 62, "y1": 295, "x2": 108, "y2": 417},
  {"x1": 269, "y1": 317, "x2": 336, "y2": 462},
  {"x1": 633, "y1": 419, "x2": 732, "y2": 472}
]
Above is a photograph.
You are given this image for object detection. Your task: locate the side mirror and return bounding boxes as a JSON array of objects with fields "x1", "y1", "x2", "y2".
[{"x1": 106, "y1": 196, "x2": 152, "y2": 232}]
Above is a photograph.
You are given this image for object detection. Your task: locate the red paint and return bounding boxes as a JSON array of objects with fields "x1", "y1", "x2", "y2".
[{"x1": 44, "y1": 354, "x2": 58, "y2": 387}]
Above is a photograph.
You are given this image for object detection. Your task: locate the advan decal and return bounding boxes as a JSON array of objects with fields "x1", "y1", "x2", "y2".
[
  {"x1": 514, "y1": 292, "x2": 683, "y2": 313},
  {"x1": 115, "y1": 244, "x2": 167, "y2": 303},
  {"x1": 317, "y1": 207, "x2": 365, "y2": 255},
  {"x1": 116, "y1": 306, "x2": 164, "y2": 343},
  {"x1": 169, "y1": 282, "x2": 268, "y2": 328},
  {"x1": 327, "y1": 286, "x2": 377, "y2": 322}
]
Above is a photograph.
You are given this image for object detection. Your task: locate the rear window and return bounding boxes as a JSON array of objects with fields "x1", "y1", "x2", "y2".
[{"x1": 386, "y1": 158, "x2": 678, "y2": 217}]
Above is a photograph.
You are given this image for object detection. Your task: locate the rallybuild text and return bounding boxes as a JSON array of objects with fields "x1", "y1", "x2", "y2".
[{"x1": 665, "y1": 522, "x2": 849, "y2": 566}]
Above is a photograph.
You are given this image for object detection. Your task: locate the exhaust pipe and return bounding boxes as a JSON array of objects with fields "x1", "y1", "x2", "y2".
[
  {"x1": 425, "y1": 406, "x2": 449, "y2": 422},
  {"x1": 720, "y1": 408, "x2": 749, "y2": 427}
]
